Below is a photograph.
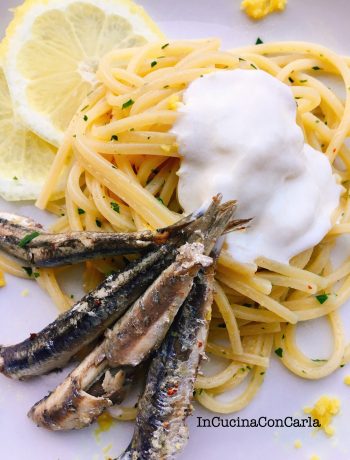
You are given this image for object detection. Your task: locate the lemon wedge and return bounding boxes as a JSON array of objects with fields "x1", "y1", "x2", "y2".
[
  {"x1": 0, "y1": 63, "x2": 56, "y2": 201},
  {"x1": 3, "y1": 0, "x2": 164, "y2": 146}
]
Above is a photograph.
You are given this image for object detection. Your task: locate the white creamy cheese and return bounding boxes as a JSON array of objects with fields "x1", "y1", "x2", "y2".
[{"x1": 172, "y1": 69, "x2": 342, "y2": 264}]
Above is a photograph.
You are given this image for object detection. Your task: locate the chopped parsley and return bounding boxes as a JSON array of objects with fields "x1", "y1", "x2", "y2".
[
  {"x1": 110, "y1": 202, "x2": 120, "y2": 213},
  {"x1": 312, "y1": 66, "x2": 322, "y2": 71},
  {"x1": 255, "y1": 37, "x2": 264, "y2": 45},
  {"x1": 161, "y1": 43, "x2": 169, "y2": 49},
  {"x1": 81, "y1": 105, "x2": 89, "y2": 111},
  {"x1": 13, "y1": 176, "x2": 18, "y2": 180},
  {"x1": 83, "y1": 115, "x2": 88, "y2": 121},
  {"x1": 299, "y1": 79, "x2": 308, "y2": 83},
  {"x1": 157, "y1": 197, "x2": 164, "y2": 205},
  {"x1": 22, "y1": 267, "x2": 33, "y2": 277},
  {"x1": 151, "y1": 60, "x2": 158, "y2": 67},
  {"x1": 288, "y1": 76, "x2": 294, "y2": 83},
  {"x1": 238, "y1": 57, "x2": 246, "y2": 62},
  {"x1": 77, "y1": 208, "x2": 85, "y2": 215},
  {"x1": 163, "y1": 85, "x2": 170, "y2": 89},
  {"x1": 250, "y1": 63, "x2": 257, "y2": 69},
  {"x1": 22, "y1": 267, "x2": 39, "y2": 278},
  {"x1": 311, "y1": 358, "x2": 327, "y2": 362},
  {"x1": 95, "y1": 219, "x2": 102, "y2": 228},
  {"x1": 316, "y1": 293, "x2": 328, "y2": 304},
  {"x1": 18, "y1": 231, "x2": 40, "y2": 248},
  {"x1": 260, "y1": 371, "x2": 265, "y2": 375},
  {"x1": 111, "y1": 135, "x2": 119, "y2": 141},
  {"x1": 274, "y1": 347, "x2": 283, "y2": 358},
  {"x1": 122, "y1": 99, "x2": 135, "y2": 109}
]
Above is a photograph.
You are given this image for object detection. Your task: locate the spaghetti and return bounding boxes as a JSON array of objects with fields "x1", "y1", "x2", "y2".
[{"x1": 4, "y1": 38, "x2": 350, "y2": 416}]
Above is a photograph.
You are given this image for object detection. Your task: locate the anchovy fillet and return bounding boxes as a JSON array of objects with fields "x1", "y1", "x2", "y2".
[
  {"x1": 119, "y1": 264, "x2": 215, "y2": 460},
  {"x1": 28, "y1": 243, "x2": 212, "y2": 430},
  {"x1": 0, "y1": 212, "x2": 168, "y2": 267}
]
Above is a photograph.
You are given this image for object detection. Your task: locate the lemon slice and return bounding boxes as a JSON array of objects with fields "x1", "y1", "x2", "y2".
[
  {"x1": 3, "y1": 0, "x2": 164, "y2": 146},
  {"x1": 0, "y1": 63, "x2": 56, "y2": 201}
]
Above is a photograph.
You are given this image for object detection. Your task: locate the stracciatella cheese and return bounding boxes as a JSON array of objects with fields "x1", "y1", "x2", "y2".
[{"x1": 172, "y1": 69, "x2": 342, "y2": 263}]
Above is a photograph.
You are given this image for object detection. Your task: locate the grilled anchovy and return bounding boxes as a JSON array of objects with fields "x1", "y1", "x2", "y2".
[
  {"x1": 0, "y1": 196, "x2": 232, "y2": 380},
  {"x1": 0, "y1": 212, "x2": 169, "y2": 267},
  {"x1": 119, "y1": 262, "x2": 215, "y2": 460},
  {"x1": 28, "y1": 243, "x2": 212, "y2": 430}
]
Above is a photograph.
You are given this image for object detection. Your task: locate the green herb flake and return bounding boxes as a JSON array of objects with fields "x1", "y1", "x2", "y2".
[
  {"x1": 110, "y1": 202, "x2": 120, "y2": 213},
  {"x1": 288, "y1": 77, "x2": 294, "y2": 83},
  {"x1": 151, "y1": 60, "x2": 158, "y2": 67},
  {"x1": 122, "y1": 99, "x2": 135, "y2": 109},
  {"x1": 299, "y1": 79, "x2": 308, "y2": 83},
  {"x1": 111, "y1": 135, "x2": 119, "y2": 141},
  {"x1": 77, "y1": 208, "x2": 85, "y2": 215},
  {"x1": 13, "y1": 176, "x2": 18, "y2": 180},
  {"x1": 95, "y1": 219, "x2": 102, "y2": 228},
  {"x1": 72, "y1": 134, "x2": 77, "y2": 138},
  {"x1": 33, "y1": 272, "x2": 40, "y2": 278},
  {"x1": 316, "y1": 293, "x2": 328, "y2": 304},
  {"x1": 274, "y1": 347, "x2": 283, "y2": 358},
  {"x1": 70, "y1": 294, "x2": 75, "y2": 299},
  {"x1": 161, "y1": 43, "x2": 169, "y2": 49},
  {"x1": 311, "y1": 358, "x2": 327, "y2": 362},
  {"x1": 255, "y1": 37, "x2": 264, "y2": 45},
  {"x1": 81, "y1": 105, "x2": 89, "y2": 111},
  {"x1": 157, "y1": 197, "x2": 164, "y2": 205},
  {"x1": 340, "y1": 364, "x2": 345, "y2": 368},
  {"x1": 163, "y1": 85, "x2": 170, "y2": 89},
  {"x1": 238, "y1": 57, "x2": 246, "y2": 62},
  {"x1": 250, "y1": 63, "x2": 257, "y2": 70},
  {"x1": 295, "y1": 96, "x2": 302, "y2": 100},
  {"x1": 312, "y1": 66, "x2": 322, "y2": 71},
  {"x1": 18, "y1": 231, "x2": 40, "y2": 248},
  {"x1": 83, "y1": 115, "x2": 88, "y2": 121},
  {"x1": 260, "y1": 371, "x2": 265, "y2": 375},
  {"x1": 129, "y1": 127, "x2": 135, "y2": 131},
  {"x1": 22, "y1": 267, "x2": 33, "y2": 277}
]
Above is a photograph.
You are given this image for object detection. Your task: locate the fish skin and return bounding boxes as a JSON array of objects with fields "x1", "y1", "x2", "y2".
[
  {"x1": 0, "y1": 212, "x2": 168, "y2": 267},
  {"x1": 119, "y1": 265, "x2": 215, "y2": 460},
  {"x1": 0, "y1": 243, "x2": 179, "y2": 380},
  {"x1": 28, "y1": 243, "x2": 212, "y2": 430}
]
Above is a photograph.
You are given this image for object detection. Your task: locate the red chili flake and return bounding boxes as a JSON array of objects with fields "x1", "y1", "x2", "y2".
[
  {"x1": 198, "y1": 341, "x2": 203, "y2": 348},
  {"x1": 167, "y1": 387, "x2": 178, "y2": 396},
  {"x1": 308, "y1": 285, "x2": 313, "y2": 289},
  {"x1": 163, "y1": 421, "x2": 170, "y2": 428},
  {"x1": 333, "y1": 148, "x2": 337, "y2": 153}
]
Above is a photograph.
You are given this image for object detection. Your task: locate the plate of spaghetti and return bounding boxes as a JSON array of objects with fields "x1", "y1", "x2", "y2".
[{"x1": 1, "y1": 1, "x2": 350, "y2": 459}]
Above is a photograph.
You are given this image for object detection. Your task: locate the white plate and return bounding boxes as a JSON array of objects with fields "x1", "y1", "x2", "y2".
[{"x1": 1, "y1": 1, "x2": 350, "y2": 459}]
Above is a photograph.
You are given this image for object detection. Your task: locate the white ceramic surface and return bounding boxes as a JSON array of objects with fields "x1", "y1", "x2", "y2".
[{"x1": 1, "y1": 1, "x2": 350, "y2": 459}]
